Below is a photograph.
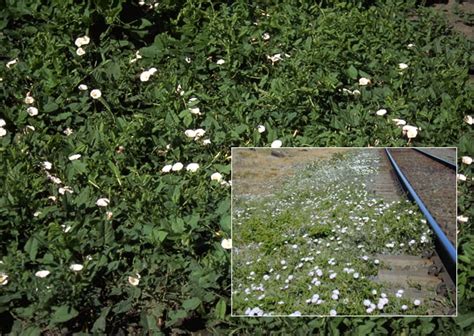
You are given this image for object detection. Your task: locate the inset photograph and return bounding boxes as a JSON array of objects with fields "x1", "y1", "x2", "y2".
[{"x1": 231, "y1": 148, "x2": 456, "y2": 317}]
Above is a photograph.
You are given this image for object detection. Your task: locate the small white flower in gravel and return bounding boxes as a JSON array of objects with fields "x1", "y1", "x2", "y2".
[
  {"x1": 362, "y1": 256, "x2": 369, "y2": 261},
  {"x1": 408, "y1": 239, "x2": 416, "y2": 245},
  {"x1": 398, "y1": 63, "x2": 409, "y2": 70},
  {"x1": 59, "y1": 186, "x2": 73, "y2": 195},
  {"x1": 6, "y1": 59, "x2": 18, "y2": 68},
  {"x1": 381, "y1": 293, "x2": 387, "y2": 299},
  {"x1": 280, "y1": 260, "x2": 286, "y2": 265},
  {"x1": 413, "y1": 299, "x2": 421, "y2": 306},
  {"x1": 69, "y1": 264, "x2": 84, "y2": 272},
  {"x1": 366, "y1": 307, "x2": 374, "y2": 313},
  {"x1": 464, "y1": 115, "x2": 473, "y2": 125},
  {"x1": 186, "y1": 163, "x2": 199, "y2": 172},
  {"x1": 257, "y1": 125, "x2": 266, "y2": 133},
  {"x1": 185, "y1": 129, "x2": 197, "y2": 138},
  {"x1": 172, "y1": 162, "x2": 184, "y2": 171},
  {"x1": 189, "y1": 107, "x2": 201, "y2": 115},
  {"x1": 329, "y1": 273, "x2": 337, "y2": 279},
  {"x1": 211, "y1": 172, "x2": 223, "y2": 182},
  {"x1": 78, "y1": 84, "x2": 88, "y2": 91},
  {"x1": 329, "y1": 309, "x2": 337, "y2": 316},
  {"x1": 353, "y1": 272, "x2": 359, "y2": 279},
  {"x1": 90, "y1": 89, "x2": 102, "y2": 99},
  {"x1": 162, "y1": 164, "x2": 172, "y2": 173},
  {"x1": 358, "y1": 77, "x2": 371, "y2": 86},
  {"x1": 289, "y1": 311, "x2": 302, "y2": 316},
  {"x1": 74, "y1": 36, "x2": 90, "y2": 47},
  {"x1": 42, "y1": 161, "x2": 52, "y2": 170},
  {"x1": 363, "y1": 299, "x2": 371, "y2": 307},
  {"x1": 374, "y1": 259, "x2": 380, "y2": 265},
  {"x1": 216, "y1": 59, "x2": 225, "y2": 65},
  {"x1": 457, "y1": 174, "x2": 467, "y2": 181},
  {"x1": 76, "y1": 47, "x2": 86, "y2": 56},
  {"x1": 401, "y1": 304, "x2": 409, "y2": 310},
  {"x1": 27, "y1": 107, "x2": 38, "y2": 116},
  {"x1": 316, "y1": 269, "x2": 323, "y2": 277},
  {"x1": 371, "y1": 289, "x2": 377, "y2": 295},
  {"x1": 221, "y1": 238, "x2": 232, "y2": 249},
  {"x1": 271, "y1": 140, "x2": 282, "y2": 148},
  {"x1": 0, "y1": 272, "x2": 9, "y2": 285},
  {"x1": 0, "y1": 119, "x2": 5, "y2": 127},
  {"x1": 257, "y1": 294, "x2": 265, "y2": 300},
  {"x1": 68, "y1": 154, "x2": 81, "y2": 161},
  {"x1": 457, "y1": 215, "x2": 469, "y2": 223},
  {"x1": 35, "y1": 270, "x2": 51, "y2": 278},
  {"x1": 392, "y1": 118, "x2": 407, "y2": 126},
  {"x1": 128, "y1": 273, "x2": 141, "y2": 286},
  {"x1": 63, "y1": 127, "x2": 74, "y2": 136},
  {"x1": 462, "y1": 156, "x2": 473, "y2": 165},
  {"x1": 96, "y1": 198, "x2": 110, "y2": 207},
  {"x1": 376, "y1": 109, "x2": 387, "y2": 116},
  {"x1": 263, "y1": 275, "x2": 270, "y2": 281},
  {"x1": 331, "y1": 293, "x2": 339, "y2": 300},
  {"x1": 262, "y1": 32, "x2": 270, "y2": 40}
]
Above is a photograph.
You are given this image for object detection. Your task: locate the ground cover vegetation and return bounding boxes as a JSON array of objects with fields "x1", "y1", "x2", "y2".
[{"x1": 0, "y1": 0, "x2": 473, "y2": 334}]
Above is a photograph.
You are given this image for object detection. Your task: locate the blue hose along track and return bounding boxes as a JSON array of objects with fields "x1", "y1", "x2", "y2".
[
  {"x1": 412, "y1": 148, "x2": 457, "y2": 170},
  {"x1": 384, "y1": 149, "x2": 456, "y2": 283}
]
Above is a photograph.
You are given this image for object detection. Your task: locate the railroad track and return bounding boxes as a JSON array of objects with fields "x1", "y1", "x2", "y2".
[{"x1": 371, "y1": 148, "x2": 456, "y2": 314}]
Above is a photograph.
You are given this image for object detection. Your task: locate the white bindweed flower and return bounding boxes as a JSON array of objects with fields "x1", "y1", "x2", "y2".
[
  {"x1": 68, "y1": 154, "x2": 81, "y2": 161},
  {"x1": 59, "y1": 186, "x2": 73, "y2": 195},
  {"x1": 69, "y1": 264, "x2": 84, "y2": 272},
  {"x1": 140, "y1": 71, "x2": 151, "y2": 82},
  {"x1": 257, "y1": 125, "x2": 266, "y2": 133},
  {"x1": 407, "y1": 43, "x2": 415, "y2": 48},
  {"x1": 27, "y1": 107, "x2": 38, "y2": 116},
  {"x1": 6, "y1": 59, "x2": 18, "y2": 68},
  {"x1": 76, "y1": 47, "x2": 86, "y2": 56},
  {"x1": 461, "y1": 156, "x2": 472, "y2": 165},
  {"x1": 211, "y1": 172, "x2": 223, "y2": 182},
  {"x1": 216, "y1": 59, "x2": 225, "y2": 65},
  {"x1": 401, "y1": 304, "x2": 408, "y2": 310},
  {"x1": 96, "y1": 198, "x2": 110, "y2": 207},
  {"x1": 61, "y1": 224, "x2": 72, "y2": 233},
  {"x1": 262, "y1": 32, "x2": 270, "y2": 40},
  {"x1": 464, "y1": 115, "x2": 473, "y2": 125},
  {"x1": 42, "y1": 161, "x2": 52, "y2": 170},
  {"x1": 172, "y1": 162, "x2": 184, "y2": 171},
  {"x1": 413, "y1": 299, "x2": 421, "y2": 306},
  {"x1": 329, "y1": 309, "x2": 337, "y2": 316},
  {"x1": 457, "y1": 215, "x2": 469, "y2": 223},
  {"x1": 194, "y1": 128, "x2": 206, "y2": 138},
  {"x1": 35, "y1": 270, "x2": 51, "y2": 278},
  {"x1": 402, "y1": 125, "x2": 418, "y2": 139},
  {"x1": 358, "y1": 77, "x2": 371, "y2": 86},
  {"x1": 398, "y1": 63, "x2": 409, "y2": 70},
  {"x1": 128, "y1": 273, "x2": 141, "y2": 286},
  {"x1": 267, "y1": 54, "x2": 283, "y2": 64},
  {"x1": 185, "y1": 129, "x2": 197, "y2": 138},
  {"x1": 162, "y1": 164, "x2": 172, "y2": 173},
  {"x1": 63, "y1": 128, "x2": 74, "y2": 136},
  {"x1": 75, "y1": 36, "x2": 90, "y2": 47},
  {"x1": 186, "y1": 163, "x2": 200, "y2": 172},
  {"x1": 106, "y1": 211, "x2": 113, "y2": 220},
  {"x1": 457, "y1": 174, "x2": 467, "y2": 181},
  {"x1": 189, "y1": 107, "x2": 201, "y2": 115},
  {"x1": 376, "y1": 109, "x2": 387, "y2": 116},
  {"x1": 24, "y1": 95, "x2": 35, "y2": 105},
  {"x1": 221, "y1": 238, "x2": 232, "y2": 249},
  {"x1": 0, "y1": 272, "x2": 8, "y2": 286},
  {"x1": 0, "y1": 128, "x2": 6, "y2": 137},
  {"x1": 289, "y1": 311, "x2": 301, "y2": 316},
  {"x1": 78, "y1": 84, "x2": 88, "y2": 91},
  {"x1": 202, "y1": 139, "x2": 211, "y2": 145},
  {"x1": 271, "y1": 140, "x2": 282, "y2": 148},
  {"x1": 0, "y1": 119, "x2": 5, "y2": 127},
  {"x1": 90, "y1": 89, "x2": 102, "y2": 99},
  {"x1": 185, "y1": 57, "x2": 192, "y2": 63},
  {"x1": 392, "y1": 118, "x2": 407, "y2": 126}
]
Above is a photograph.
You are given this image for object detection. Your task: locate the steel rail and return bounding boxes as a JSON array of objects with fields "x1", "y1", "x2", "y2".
[
  {"x1": 384, "y1": 148, "x2": 456, "y2": 282},
  {"x1": 413, "y1": 148, "x2": 457, "y2": 170}
]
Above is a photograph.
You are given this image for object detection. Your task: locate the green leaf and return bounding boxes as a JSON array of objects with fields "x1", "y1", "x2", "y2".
[
  {"x1": 21, "y1": 326, "x2": 41, "y2": 336},
  {"x1": 92, "y1": 306, "x2": 111, "y2": 333},
  {"x1": 43, "y1": 102, "x2": 59, "y2": 113},
  {"x1": 215, "y1": 298, "x2": 226, "y2": 319},
  {"x1": 24, "y1": 236, "x2": 39, "y2": 261},
  {"x1": 347, "y1": 65, "x2": 358, "y2": 79},
  {"x1": 182, "y1": 297, "x2": 201, "y2": 311},
  {"x1": 50, "y1": 305, "x2": 78, "y2": 324}
]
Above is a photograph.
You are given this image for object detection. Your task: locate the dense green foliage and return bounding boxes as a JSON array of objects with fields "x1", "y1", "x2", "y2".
[{"x1": 0, "y1": 0, "x2": 473, "y2": 334}]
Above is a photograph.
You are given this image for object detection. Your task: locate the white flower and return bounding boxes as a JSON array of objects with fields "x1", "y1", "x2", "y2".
[
  {"x1": 376, "y1": 109, "x2": 387, "y2": 116},
  {"x1": 186, "y1": 163, "x2": 200, "y2": 172},
  {"x1": 6, "y1": 59, "x2": 18, "y2": 68},
  {"x1": 329, "y1": 309, "x2": 337, "y2": 316},
  {"x1": 407, "y1": 43, "x2": 415, "y2": 48},
  {"x1": 289, "y1": 311, "x2": 301, "y2": 316},
  {"x1": 462, "y1": 156, "x2": 472, "y2": 165},
  {"x1": 90, "y1": 89, "x2": 102, "y2": 99},
  {"x1": 140, "y1": 71, "x2": 151, "y2": 82},
  {"x1": 78, "y1": 84, "x2": 88, "y2": 91},
  {"x1": 464, "y1": 115, "x2": 473, "y2": 125},
  {"x1": 211, "y1": 172, "x2": 223, "y2": 182},
  {"x1": 363, "y1": 299, "x2": 371, "y2": 306},
  {"x1": 96, "y1": 198, "x2": 110, "y2": 207},
  {"x1": 76, "y1": 47, "x2": 86, "y2": 56},
  {"x1": 271, "y1": 140, "x2": 282, "y2": 148},
  {"x1": 392, "y1": 118, "x2": 407, "y2": 126},
  {"x1": 189, "y1": 107, "x2": 201, "y2": 115},
  {"x1": 366, "y1": 307, "x2": 374, "y2": 313},
  {"x1": 185, "y1": 57, "x2": 192, "y2": 63},
  {"x1": 185, "y1": 130, "x2": 197, "y2": 138},
  {"x1": 61, "y1": 224, "x2": 72, "y2": 233},
  {"x1": 27, "y1": 107, "x2": 38, "y2": 116},
  {"x1": 353, "y1": 272, "x2": 359, "y2": 279},
  {"x1": 352, "y1": 89, "x2": 361, "y2": 95},
  {"x1": 59, "y1": 186, "x2": 73, "y2": 195},
  {"x1": 68, "y1": 154, "x2": 81, "y2": 161},
  {"x1": 401, "y1": 304, "x2": 408, "y2": 310},
  {"x1": 63, "y1": 128, "x2": 74, "y2": 136},
  {"x1": 0, "y1": 272, "x2": 8, "y2": 286},
  {"x1": 457, "y1": 174, "x2": 467, "y2": 181},
  {"x1": 331, "y1": 293, "x2": 339, "y2": 300},
  {"x1": 329, "y1": 273, "x2": 337, "y2": 279},
  {"x1": 24, "y1": 93, "x2": 35, "y2": 105},
  {"x1": 195, "y1": 128, "x2": 206, "y2": 138},
  {"x1": 221, "y1": 238, "x2": 232, "y2": 249},
  {"x1": 371, "y1": 289, "x2": 377, "y2": 295},
  {"x1": 33, "y1": 211, "x2": 42, "y2": 217},
  {"x1": 413, "y1": 299, "x2": 421, "y2": 306},
  {"x1": 128, "y1": 273, "x2": 141, "y2": 286},
  {"x1": 267, "y1": 54, "x2": 283, "y2": 64},
  {"x1": 106, "y1": 211, "x2": 113, "y2": 220},
  {"x1": 162, "y1": 164, "x2": 172, "y2": 173},
  {"x1": 48, "y1": 196, "x2": 57, "y2": 202},
  {"x1": 0, "y1": 128, "x2": 6, "y2": 137},
  {"x1": 257, "y1": 125, "x2": 266, "y2": 133},
  {"x1": 358, "y1": 77, "x2": 371, "y2": 86},
  {"x1": 457, "y1": 215, "x2": 469, "y2": 223},
  {"x1": 69, "y1": 264, "x2": 84, "y2": 272},
  {"x1": 172, "y1": 162, "x2": 183, "y2": 171},
  {"x1": 202, "y1": 139, "x2": 211, "y2": 145},
  {"x1": 280, "y1": 260, "x2": 286, "y2": 265},
  {"x1": 0, "y1": 119, "x2": 6, "y2": 127},
  {"x1": 74, "y1": 36, "x2": 90, "y2": 47},
  {"x1": 402, "y1": 125, "x2": 418, "y2": 139},
  {"x1": 42, "y1": 161, "x2": 52, "y2": 170},
  {"x1": 35, "y1": 270, "x2": 51, "y2": 278},
  {"x1": 262, "y1": 33, "x2": 270, "y2": 40},
  {"x1": 148, "y1": 67, "x2": 157, "y2": 75},
  {"x1": 398, "y1": 63, "x2": 409, "y2": 70},
  {"x1": 216, "y1": 59, "x2": 225, "y2": 65}
]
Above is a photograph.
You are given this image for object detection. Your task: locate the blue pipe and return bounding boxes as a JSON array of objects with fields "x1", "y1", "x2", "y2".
[
  {"x1": 413, "y1": 148, "x2": 456, "y2": 170},
  {"x1": 385, "y1": 149, "x2": 456, "y2": 280}
]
